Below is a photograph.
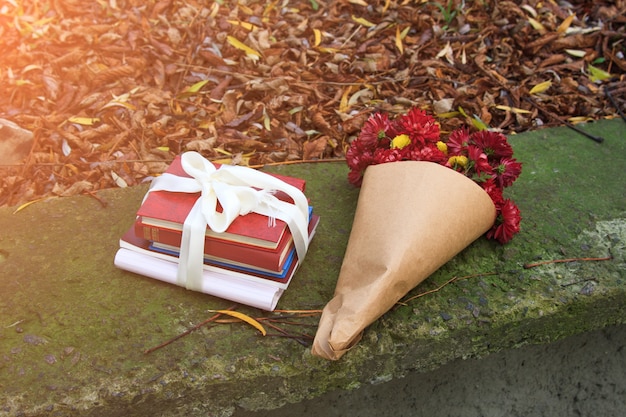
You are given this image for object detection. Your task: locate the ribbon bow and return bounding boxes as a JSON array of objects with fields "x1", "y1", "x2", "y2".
[{"x1": 144, "y1": 152, "x2": 310, "y2": 291}]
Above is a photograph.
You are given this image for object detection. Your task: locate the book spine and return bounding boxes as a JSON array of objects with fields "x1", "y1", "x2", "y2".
[{"x1": 135, "y1": 221, "x2": 286, "y2": 271}]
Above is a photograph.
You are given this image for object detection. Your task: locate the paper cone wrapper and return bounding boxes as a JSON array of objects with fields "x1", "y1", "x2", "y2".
[{"x1": 312, "y1": 161, "x2": 496, "y2": 360}]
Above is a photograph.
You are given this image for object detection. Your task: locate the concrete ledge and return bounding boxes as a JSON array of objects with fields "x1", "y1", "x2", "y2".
[
  {"x1": 0, "y1": 120, "x2": 624, "y2": 416},
  {"x1": 232, "y1": 324, "x2": 626, "y2": 417}
]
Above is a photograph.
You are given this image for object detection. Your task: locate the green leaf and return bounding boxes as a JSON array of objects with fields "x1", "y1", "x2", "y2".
[
  {"x1": 588, "y1": 64, "x2": 612, "y2": 83},
  {"x1": 471, "y1": 115, "x2": 489, "y2": 131},
  {"x1": 177, "y1": 80, "x2": 209, "y2": 99}
]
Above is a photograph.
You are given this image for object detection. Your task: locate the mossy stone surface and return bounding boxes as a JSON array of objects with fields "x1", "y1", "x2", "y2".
[{"x1": 0, "y1": 120, "x2": 624, "y2": 416}]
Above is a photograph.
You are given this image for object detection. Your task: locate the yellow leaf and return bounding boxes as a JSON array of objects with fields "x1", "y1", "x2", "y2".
[
  {"x1": 209, "y1": 2, "x2": 219, "y2": 18},
  {"x1": 209, "y1": 310, "x2": 267, "y2": 336},
  {"x1": 395, "y1": 26, "x2": 403, "y2": 54},
  {"x1": 527, "y1": 17, "x2": 546, "y2": 33},
  {"x1": 98, "y1": 90, "x2": 138, "y2": 111},
  {"x1": 15, "y1": 79, "x2": 34, "y2": 86},
  {"x1": 227, "y1": 35, "x2": 261, "y2": 60},
  {"x1": 557, "y1": 14, "x2": 575, "y2": 34},
  {"x1": 12, "y1": 198, "x2": 50, "y2": 214},
  {"x1": 382, "y1": 0, "x2": 391, "y2": 13},
  {"x1": 100, "y1": 100, "x2": 136, "y2": 111},
  {"x1": 238, "y1": 4, "x2": 254, "y2": 14},
  {"x1": 227, "y1": 20, "x2": 257, "y2": 31},
  {"x1": 34, "y1": 16, "x2": 56, "y2": 27},
  {"x1": 348, "y1": 0, "x2": 368, "y2": 5},
  {"x1": 568, "y1": 116, "x2": 593, "y2": 124},
  {"x1": 313, "y1": 28, "x2": 322, "y2": 47},
  {"x1": 65, "y1": 163, "x2": 79, "y2": 175},
  {"x1": 263, "y1": 1, "x2": 278, "y2": 17},
  {"x1": 339, "y1": 86, "x2": 353, "y2": 113},
  {"x1": 215, "y1": 148, "x2": 233, "y2": 156},
  {"x1": 437, "y1": 111, "x2": 461, "y2": 119},
  {"x1": 351, "y1": 15, "x2": 375, "y2": 27},
  {"x1": 529, "y1": 80, "x2": 552, "y2": 95},
  {"x1": 210, "y1": 157, "x2": 233, "y2": 165},
  {"x1": 68, "y1": 116, "x2": 100, "y2": 126},
  {"x1": 171, "y1": 100, "x2": 183, "y2": 115},
  {"x1": 495, "y1": 105, "x2": 531, "y2": 114}
]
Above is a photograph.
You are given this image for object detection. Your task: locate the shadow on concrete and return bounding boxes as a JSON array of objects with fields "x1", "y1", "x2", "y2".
[{"x1": 234, "y1": 324, "x2": 626, "y2": 417}]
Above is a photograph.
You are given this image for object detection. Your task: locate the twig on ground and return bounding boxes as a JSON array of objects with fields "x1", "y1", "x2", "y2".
[
  {"x1": 523, "y1": 256, "x2": 613, "y2": 269},
  {"x1": 84, "y1": 191, "x2": 108, "y2": 208},
  {"x1": 524, "y1": 97, "x2": 605, "y2": 143},
  {"x1": 263, "y1": 321, "x2": 312, "y2": 347},
  {"x1": 399, "y1": 272, "x2": 498, "y2": 305},
  {"x1": 605, "y1": 87, "x2": 626, "y2": 123},
  {"x1": 144, "y1": 304, "x2": 236, "y2": 354}
]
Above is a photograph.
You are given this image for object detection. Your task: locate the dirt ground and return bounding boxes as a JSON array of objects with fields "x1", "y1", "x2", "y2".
[{"x1": 233, "y1": 324, "x2": 626, "y2": 417}]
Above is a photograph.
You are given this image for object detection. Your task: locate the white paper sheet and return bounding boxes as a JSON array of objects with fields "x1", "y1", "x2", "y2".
[{"x1": 114, "y1": 248, "x2": 283, "y2": 311}]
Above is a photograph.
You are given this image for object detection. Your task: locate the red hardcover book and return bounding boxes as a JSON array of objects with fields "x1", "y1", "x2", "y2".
[
  {"x1": 136, "y1": 156, "x2": 307, "y2": 250},
  {"x1": 119, "y1": 214, "x2": 320, "y2": 288},
  {"x1": 134, "y1": 217, "x2": 294, "y2": 272}
]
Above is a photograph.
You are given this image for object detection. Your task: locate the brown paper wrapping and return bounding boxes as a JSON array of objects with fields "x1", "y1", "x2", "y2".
[{"x1": 312, "y1": 161, "x2": 496, "y2": 360}]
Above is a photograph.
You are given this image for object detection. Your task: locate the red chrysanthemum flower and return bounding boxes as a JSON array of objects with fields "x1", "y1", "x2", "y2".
[
  {"x1": 355, "y1": 112, "x2": 394, "y2": 151},
  {"x1": 347, "y1": 169, "x2": 365, "y2": 187},
  {"x1": 346, "y1": 146, "x2": 375, "y2": 186},
  {"x1": 470, "y1": 130, "x2": 514, "y2": 160},
  {"x1": 487, "y1": 199, "x2": 521, "y2": 244},
  {"x1": 481, "y1": 178, "x2": 504, "y2": 206},
  {"x1": 405, "y1": 145, "x2": 448, "y2": 164},
  {"x1": 395, "y1": 108, "x2": 440, "y2": 146},
  {"x1": 446, "y1": 127, "x2": 471, "y2": 156},
  {"x1": 493, "y1": 157, "x2": 522, "y2": 188},
  {"x1": 373, "y1": 147, "x2": 404, "y2": 165},
  {"x1": 467, "y1": 145, "x2": 493, "y2": 175}
]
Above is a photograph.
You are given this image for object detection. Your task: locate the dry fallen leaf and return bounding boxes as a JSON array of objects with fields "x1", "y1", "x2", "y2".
[
  {"x1": 529, "y1": 80, "x2": 553, "y2": 95},
  {"x1": 303, "y1": 137, "x2": 328, "y2": 160},
  {"x1": 209, "y1": 310, "x2": 267, "y2": 336}
]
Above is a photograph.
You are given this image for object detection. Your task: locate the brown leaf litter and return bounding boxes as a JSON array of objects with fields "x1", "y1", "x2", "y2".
[{"x1": 0, "y1": 0, "x2": 624, "y2": 208}]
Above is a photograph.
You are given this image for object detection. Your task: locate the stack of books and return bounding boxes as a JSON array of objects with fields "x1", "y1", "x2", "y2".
[{"x1": 114, "y1": 155, "x2": 319, "y2": 311}]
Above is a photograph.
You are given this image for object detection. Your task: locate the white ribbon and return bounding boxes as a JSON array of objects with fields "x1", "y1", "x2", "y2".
[{"x1": 143, "y1": 152, "x2": 310, "y2": 292}]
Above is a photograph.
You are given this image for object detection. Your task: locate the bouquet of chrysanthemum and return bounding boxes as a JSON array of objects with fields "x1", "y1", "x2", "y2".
[{"x1": 312, "y1": 109, "x2": 521, "y2": 360}]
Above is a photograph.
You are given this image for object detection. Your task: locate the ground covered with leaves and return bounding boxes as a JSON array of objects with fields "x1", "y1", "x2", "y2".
[{"x1": 0, "y1": 0, "x2": 624, "y2": 208}]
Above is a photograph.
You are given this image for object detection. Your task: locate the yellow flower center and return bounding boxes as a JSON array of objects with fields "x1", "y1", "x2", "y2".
[
  {"x1": 436, "y1": 141, "x2": 448, "y2": 154},
  {"x1": 391, "y1": 134, "x2": 411, "y2": 149},
  {"x1": 448, "y1": 155, "x2": 468, "y2": 168}
]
